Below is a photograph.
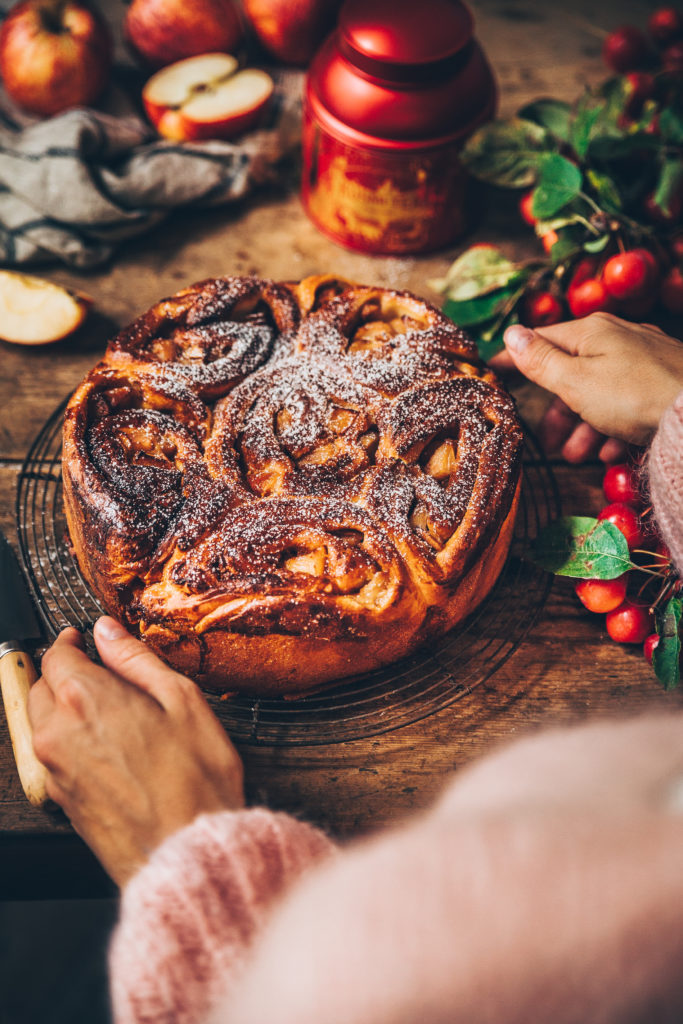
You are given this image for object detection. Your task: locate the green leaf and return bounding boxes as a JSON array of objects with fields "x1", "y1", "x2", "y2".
[
  {"x1": 586, "y1": 168, "x2": 622, "y2": 212},
  {"x1": 587, "y1": 133, "x2": 659, "y2": 161},
  {"x1": 653, "y1": 157, "x2": 683, "y2": 219},
  {"x1": 606, "y1": 161, "x2": 655, "y2": 211},
  {"x1": 571, "y1": 78, "x2": 657, "y2": 162},
  {"x1": 531, "y1": 154, "x2": 583, "y2": 219},
  {"x1": 429, "y1": 245, "x2": 522, "y2": 301},
  {"x1": 569, "y1": 93, "x2": 604, "y2": 159},
  {"x1": 518, "y1": 99, "x2": 572, "y2": 142},
  {"x1": 443, "y1": 284, "x2": 520, "y2": 327},
  {"x1": 530, "y1": 516, "x2": 634, "y2": 578},
  {"x1": 634, "y1": 100, "x2": 661, "y2": 135},
  {"x1": 659, "y1": 99, "x2": 683, "y2": 145},
  {"x1": 476, "y1": 311, "x2": 519, "y2": 361},
  {"x1": 583, "y1": 234, "x2": 611, "y2": 253},
  {"x1": 596, "y1": 76, "x2": 632, "y2": 133},
  {"x1": 461, "y1": 118, "x2": 552, "y2": 188},
  {"x1": 653, "y1": 596, "x2": 682, "y2": 691},
  {"x1": 547, "y1": 226, "x2": 585, "y2": 265}
]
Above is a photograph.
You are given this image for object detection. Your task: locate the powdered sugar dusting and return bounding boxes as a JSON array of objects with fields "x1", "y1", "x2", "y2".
[{"x1": 63, "y1": 275, "x2": 523, "y2": 648}]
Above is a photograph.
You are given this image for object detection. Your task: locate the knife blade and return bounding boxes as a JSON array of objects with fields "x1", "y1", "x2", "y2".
[{"x1": 0, "y1": 529, "x2": 48, "y2": 806}]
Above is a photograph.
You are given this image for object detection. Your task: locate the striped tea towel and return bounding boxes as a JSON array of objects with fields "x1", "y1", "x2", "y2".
[{"x1": 0, "y1": 72, "x2": 302, "y2": 269}]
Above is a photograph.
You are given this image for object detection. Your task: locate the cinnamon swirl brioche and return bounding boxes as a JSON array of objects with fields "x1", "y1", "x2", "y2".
[{"x1": 62, "y1": 275, "x2": 523, "y2": 695}]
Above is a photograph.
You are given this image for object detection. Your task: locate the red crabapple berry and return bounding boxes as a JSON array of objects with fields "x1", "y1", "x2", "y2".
[
  {"x1": 575, "y1": 575, "x2": 629, "y2": 614},
  {"x1": 663, "y1": 39, "x2": 683, "y2": 69},
  {"x1": 660, "y1": 266, "x2": 683, "y2": 314},
  {"x1": 521, "y1": 291, "x2": 564, "y2": 328},
  {"x1": 569, "y1": 256, "x2": 601, "y2": 290},
  {"x1": 597, "y1": 501, "x2": 645, "y2": 549},
  {"x1": 645, "y1": 113, "x2": 661, "y2": 137},
  {"x1": 643, "y1": 633, "x2": 660, "y2": 663},
  {"x1": 618, "y1": 293, "x2": 657, "y2": 320},
  {"x1": 644, "y1": 189, "x2": 683, "y2": 225},
  {"x1": 670, "y1": 235, "x2": 683, "y2": 261},
  {"x1": 649, "y1": 7, "x2": 683, "y2": 44},
  {"x1": 519, "y1": 191, "x2": 536, "y2": 226},
  {"x1": 541, "y1": 229, "x2": 559, "y2": 254},
  {"x1": 611, "y1": 250, "x2": 659, "y2": 318},
  {"x1": 603, "y1": 463, "x2": 640, "y2": 505},
  {"x1": 568, "y1": 278, "x2": 614, "y2": 318},
  {"x1": 625, "y1": 71, "x2": 656, "y2": 115},
  {"x1": 602, "y1": 26, "x2": 649, "y2": 73},
  {"x1": 605, "y1": 600, "x2": 653, "y2": 644},
  {"x1": 602, "y1": 251, "x2": 652, "y2": 300},
  {"x1": 631, "y1": 247, "x2": 659, "y2": 281}
]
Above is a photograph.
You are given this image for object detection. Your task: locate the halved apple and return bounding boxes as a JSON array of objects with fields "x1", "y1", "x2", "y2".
[
  {"x1": 0, "y1": 271, "x2": 91, "y2": 345},
  {"x1": 142, "y1": 53, "x2": 274, "y2": 142}
]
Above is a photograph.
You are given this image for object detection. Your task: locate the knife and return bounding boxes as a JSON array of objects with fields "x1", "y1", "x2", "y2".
[{"x1": 0, "y1": 529, "x2": 48, "y2": 807}]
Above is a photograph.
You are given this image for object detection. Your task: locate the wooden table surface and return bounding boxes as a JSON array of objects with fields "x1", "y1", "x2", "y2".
[{"x1": 1, "y1": 0, "x2": 680, "y2": 898}]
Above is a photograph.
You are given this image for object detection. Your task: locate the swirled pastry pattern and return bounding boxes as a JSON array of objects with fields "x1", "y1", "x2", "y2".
[{"x1": 62, "y1": 276, "x2": 523, "y2": 695}]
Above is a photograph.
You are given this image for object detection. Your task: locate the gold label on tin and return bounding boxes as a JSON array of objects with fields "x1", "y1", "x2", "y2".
[{"x1": 309, "y1": 156, "x2": 435, "y2": 245}]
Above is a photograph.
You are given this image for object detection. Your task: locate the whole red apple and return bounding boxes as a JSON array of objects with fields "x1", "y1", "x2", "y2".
[
  {"x1": 125, "y1": 0, "x2": 244, "y2": 68},
  {"x1": 242, "y1": 0, "x2": 342, "y2": 66},
  {"x1": 0, "y1": 0, "x2": 112, "y2": 117}
]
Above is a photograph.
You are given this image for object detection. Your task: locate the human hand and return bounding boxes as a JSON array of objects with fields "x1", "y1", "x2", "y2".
[
  {"x1": 499, "y1": 314, "x2": 683, "y2": 462},
  {"x1": 489, "y1": 345, "x2": 629, "y2": 464},
  {"x1": 28, "y1": 618, "x2": 245, "y2": 886}
]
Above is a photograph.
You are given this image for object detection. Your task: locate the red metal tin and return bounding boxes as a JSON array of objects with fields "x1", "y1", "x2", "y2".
[{"x1": 302, "y1": 0, "x2": 496, "y2": 254}]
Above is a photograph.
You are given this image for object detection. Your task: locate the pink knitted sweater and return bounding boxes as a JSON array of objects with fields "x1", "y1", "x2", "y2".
[
  {"x1": 109, "y1": 393, "x2": 683, "y2": 1024},
  {"x1": 648, "y1": 390, "x2": 683, "y2": 572}
]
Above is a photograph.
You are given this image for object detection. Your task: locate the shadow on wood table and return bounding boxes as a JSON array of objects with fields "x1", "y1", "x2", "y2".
[{"x1": 0, "y1": 898, "x2": 117, "y2": 1024}]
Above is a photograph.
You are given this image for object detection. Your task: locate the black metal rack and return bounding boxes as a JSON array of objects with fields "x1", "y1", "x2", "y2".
[{"x1": 16, "y1": 398, "x2": 560, "y2": 746}]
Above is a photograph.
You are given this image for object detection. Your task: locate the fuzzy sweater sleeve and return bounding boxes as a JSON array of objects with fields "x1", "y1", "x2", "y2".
[
  {"x1": 108, "y1": 808, "x2": 335, "y2": 1024},
  {"x1": 649, "y1": 387, "x2": 683, "y2": 574},
  {"x1": 208, "y1": 715, "x2": 683, "y2": 1024}
]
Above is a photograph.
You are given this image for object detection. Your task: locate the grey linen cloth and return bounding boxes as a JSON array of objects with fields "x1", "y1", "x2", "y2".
[{"x1": 0, "y1": 73, "x2": 302, "y2": 268}]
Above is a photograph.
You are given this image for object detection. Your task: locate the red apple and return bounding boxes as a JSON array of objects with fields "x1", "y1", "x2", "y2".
[
  {"x1": 143, "y1": 53, "x2": 273, "y2": 142},
  {"x1": 0, "y1": 0, "x2": 112, "y2": 117},
  {"x1": 124, "y1": 0, "x2": 244, "y2": 69},
  {"x1": 242, "y1": 0, "x2": 342, "y2": 66},
  {"x1": 0, "y1": 270, "x2": 91, "y2": 345}
]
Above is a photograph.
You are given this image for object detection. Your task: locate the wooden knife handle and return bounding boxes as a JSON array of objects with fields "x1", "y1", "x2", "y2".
[{"x1": 0, "y1": 648, "x2": 48, "y2": 807}]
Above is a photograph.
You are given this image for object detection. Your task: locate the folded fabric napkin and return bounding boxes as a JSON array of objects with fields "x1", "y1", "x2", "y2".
[{"x1": 0, "y1": 71, "x2": 302, "y2": 268}]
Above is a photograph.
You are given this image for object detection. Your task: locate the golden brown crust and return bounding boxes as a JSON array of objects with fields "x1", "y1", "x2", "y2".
[{"x1": 62, "y1": 274, "x2": 524, "y2": 695}]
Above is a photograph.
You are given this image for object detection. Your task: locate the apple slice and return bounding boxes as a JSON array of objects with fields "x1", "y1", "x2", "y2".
[
  {"x1": 143, "y1": 53, "x2": 274, "y2": 142},
  {"x1": 175, "y1": 69, "x2": 274, "y2": 139},
  {"x1": 143, "y1": 53, "x2": 238, "y2": 123},
  {"x1": 0, "y1": 271, "x2": 91, "y2": 346}
]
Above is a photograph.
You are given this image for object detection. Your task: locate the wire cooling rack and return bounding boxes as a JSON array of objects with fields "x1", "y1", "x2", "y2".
[{"x1": 16, "y1": 398, "x2": 560, "y2": 746}]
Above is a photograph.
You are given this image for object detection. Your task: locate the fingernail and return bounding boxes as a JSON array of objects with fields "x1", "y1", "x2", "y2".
[
  {"x1": 504, "y1": 325, "x2": 535, "y2": 354},
  {"x1": 95, "y1": 616, "x2": 128, "y2": 640}
]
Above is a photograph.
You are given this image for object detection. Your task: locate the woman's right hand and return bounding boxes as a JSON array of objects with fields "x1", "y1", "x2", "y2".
[{"x1": 501, "y1": 313, "x2": 683, "y2": 462}]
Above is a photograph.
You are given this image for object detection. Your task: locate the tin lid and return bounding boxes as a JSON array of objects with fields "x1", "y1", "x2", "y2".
[
  {"x1": 307, "y1": 0, "x2": 495, "y2": 143},
  {"x1": 339, "y1": 0, "x2": 473, "y2": 70}
]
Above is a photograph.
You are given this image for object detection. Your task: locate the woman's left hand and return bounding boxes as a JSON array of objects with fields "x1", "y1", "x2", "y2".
[{"x1": 28, "y1": 618, "x2": 245, "y2": 887}]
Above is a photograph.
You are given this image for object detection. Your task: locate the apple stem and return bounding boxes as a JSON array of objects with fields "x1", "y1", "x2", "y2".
[{"x1": 38, "y1": 0, "x2": 68, "y2": 33}]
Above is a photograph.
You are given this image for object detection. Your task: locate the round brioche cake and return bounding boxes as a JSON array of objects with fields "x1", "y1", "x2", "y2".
[{"x1": 62, "y1": 275, "x2": 524, "y2": 695}]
